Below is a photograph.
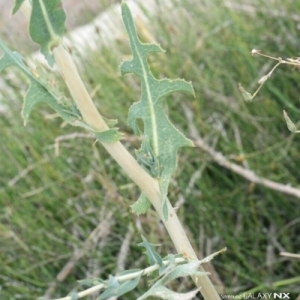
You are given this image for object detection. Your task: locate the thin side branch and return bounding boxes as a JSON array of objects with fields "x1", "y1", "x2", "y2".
[{"x1": 280, "y1": 252, "x2": 300, "y2": 259}]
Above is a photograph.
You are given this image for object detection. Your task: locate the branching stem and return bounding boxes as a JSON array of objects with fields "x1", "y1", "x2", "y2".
[
  {"x1": 250, "y1": 50, "x2": 300, "y2": 100},
  {"x1": 20, "y1": 1, "x2": 220, "y2": 299}
]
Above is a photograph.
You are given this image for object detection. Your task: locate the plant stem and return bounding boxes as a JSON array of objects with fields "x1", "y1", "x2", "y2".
[
  {"x1": 20, "y1": 1, "x2": 221, "y2": 299},
  {"x1": 54, "y1": 257, "x2": 188, "y2": 300}
]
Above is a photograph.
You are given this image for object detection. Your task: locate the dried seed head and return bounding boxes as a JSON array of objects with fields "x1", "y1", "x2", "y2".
[
  {"x1": 238, "y1": 83, "x2": 253, "y2": 102},
  {"x1": 283, "y1": 110, "x2": 297, "y2": 132},
  {"x1": 257, "y1": 75, "x2": 269, "y2": 85},
  {"x1": 251, "y1": 49, "x2": 261, "y2": 56}
]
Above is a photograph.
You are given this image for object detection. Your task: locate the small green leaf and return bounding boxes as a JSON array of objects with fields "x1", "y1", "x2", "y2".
[
  {"x1": 102, "y1": 116, "x2": 118, "y2": 128},
  {"x1": 0, "y1": 40, "x2": 77, "y2": 124},
  {"x1": 158, "y1": 260, "x2": 205, "y2": 285},
  {"x1": 135, "y1": 138, "x2": 160, "y2": 178},
  {"x1": 131, "y1": 193, "x2": 152, "y2": 215},
  {"x1": 97, "y1": 275, "x2": 118, "y2": 300},
  {"x1": 98, "y1": 273, "x2": 142, "y2": 300},
  {"x1": 30, "y1": 0, "x2": 66, "y2": 66},
  {"x1": 116, "y1": 273, "x2": 142, "y2": 297},
  {"x1": 138, "y1": 235, "x2": 162, "y2": 266},
  {"x1": 12, "y1": 0, "x2": 25, "y2": 14},
  {"x1": 159, "y1": 254, "x2": 178, "y2": 276},
  {"x1": 77, "y1": 278, "x2": 104, "y2": 288},
  {"x1": 139, "y1": 260, "x2": 205, "y2": 300},
  {"x1": 70, "y1": 292, "x2": 79, "y2": 300},
  {"x1": 93, "y1": 128, "x2": 122, "y2": 143},
  {"x1": 121, "y1": 3, "x2": 194, "y2": 220},
  {"x1": 65, "y1": 119, "x2": 121, "y2": 143},
  {"x1": 283, "y1": 110, "x2": 298, "y2": 133},
  {"x1": 238, "y1": 83, "x2": 253, "y2": 102},
  {"x1": 0, "y1": 40, "x2": 120, "y2": 143}
]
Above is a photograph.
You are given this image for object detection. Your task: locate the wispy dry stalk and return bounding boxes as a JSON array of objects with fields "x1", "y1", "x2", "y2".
[{"x1": 280, "y1": 252, "x2": 300, "y2": 259}]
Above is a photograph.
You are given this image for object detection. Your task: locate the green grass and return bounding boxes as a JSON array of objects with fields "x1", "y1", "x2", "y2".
[{"x1": 1, "y1": 0, "x2": 300, "y2": 299}]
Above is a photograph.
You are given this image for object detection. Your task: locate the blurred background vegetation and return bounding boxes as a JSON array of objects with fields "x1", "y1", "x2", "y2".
[{"x1": 0, "y1": 0, "x2": 300, "y2": 299}]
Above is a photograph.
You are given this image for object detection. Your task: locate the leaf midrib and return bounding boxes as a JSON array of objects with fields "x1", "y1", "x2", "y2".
[
  {"x1": 37, "y1": 0, "x2": 58, "y2": 42},
  {"x1": 131, "y1": 46, "x2": 158, "y2": 157},
  {"x1": 125, "y1": 5, "x2": 159, "y2": 157}
]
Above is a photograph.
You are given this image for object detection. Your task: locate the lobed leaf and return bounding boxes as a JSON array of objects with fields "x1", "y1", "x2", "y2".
[
  {"x1": 29, "y1": 0, "x2": 66, "y2": 66},
  {"x1": 98, "y1": 273, "x2": 142, "y2": 300},
  {"x1": 131, "y1": 192, "x2": 152, "y2": 215},
  {"x1": 138, "y1": 235, "x2": 162, "y2": 266},
  {"x1": 0, "y1": 40, "x2": 121, "y2": 143},
  {"x1": 0, "y1": 40, "x2": 76, "y2": 124},
  {"x1": 93, "y1": 129, "x2": 122, "y2": 143},
  {"x1": 138, "y1": 260, "x2": 205, "y2": 299},
  {"x1": 121, "y1": 2, "x2": 194, "y2": 219}
]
